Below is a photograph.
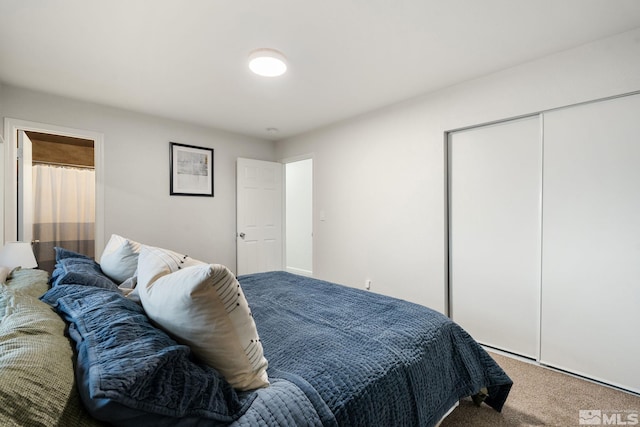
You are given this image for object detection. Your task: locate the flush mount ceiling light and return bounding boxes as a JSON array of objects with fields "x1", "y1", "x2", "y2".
[{"x1": 248, "y1": 48, "x2": 287, "y2": 77}]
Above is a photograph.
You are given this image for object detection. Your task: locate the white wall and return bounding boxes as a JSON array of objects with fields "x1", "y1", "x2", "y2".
[
  {"x1": 0, "y1": 85, "x2": 275, "y2": 271},
  {"x1": 275, "y1": 27, "x2": 640, "y2": 312}
]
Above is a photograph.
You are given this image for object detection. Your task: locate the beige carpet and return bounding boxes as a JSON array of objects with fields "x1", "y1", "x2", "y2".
[{"x1": 440, "y1": 351, "x2": 640, "y2": 427}]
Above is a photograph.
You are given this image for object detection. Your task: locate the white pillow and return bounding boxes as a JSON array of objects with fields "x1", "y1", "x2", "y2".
[
  {"x1": 137, "y1": 246, "x2": 269, "y2": 391},
  {"x1": 100, "y1": 234, "x2": 142, "y2": 283}
]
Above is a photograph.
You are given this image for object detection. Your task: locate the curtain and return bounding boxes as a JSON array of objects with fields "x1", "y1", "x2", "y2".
[{"x1": 32, "y1": 164, "x2": 95, "y2": 273}]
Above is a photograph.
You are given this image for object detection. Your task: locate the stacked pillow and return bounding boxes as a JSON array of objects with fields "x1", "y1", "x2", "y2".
[
  {"x1": 46, "y1": 239, "x2": 271, "y2": 424},
  {"x1": 94, "y1": 235, "x2": 269, "y2": 391}
]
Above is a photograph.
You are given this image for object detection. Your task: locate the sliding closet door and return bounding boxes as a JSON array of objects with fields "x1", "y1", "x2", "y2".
[
  {"x1": 541, "y1": 94, "x2": 640, "y2": 393},
  {"x1": 449, "y1": 116, "x2": 541, "y2": 359}
]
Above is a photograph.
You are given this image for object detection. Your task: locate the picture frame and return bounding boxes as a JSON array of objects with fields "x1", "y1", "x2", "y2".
[{"x1": 169, "y1": 142, "x2": 214, "y2": 197}]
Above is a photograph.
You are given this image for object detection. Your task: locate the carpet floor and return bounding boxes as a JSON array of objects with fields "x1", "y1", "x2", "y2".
[{"x1": 440, "y1": 351, "x2": 640, "y2": 426}]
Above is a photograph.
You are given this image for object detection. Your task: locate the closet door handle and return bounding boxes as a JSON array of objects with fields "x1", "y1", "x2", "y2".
[{"x1": 239, "y1": 232, "x2": 246, "y2": 239}]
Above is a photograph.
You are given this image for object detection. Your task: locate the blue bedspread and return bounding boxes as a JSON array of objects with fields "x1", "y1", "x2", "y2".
[
  {"x1": 43, "y1": 254, "x2": 511, "y2": 426},
  {"x1": 238, "y1": 271, "x2": 512, "y2": 427}
]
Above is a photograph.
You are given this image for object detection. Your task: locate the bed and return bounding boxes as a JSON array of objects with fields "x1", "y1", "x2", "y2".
[{"x1": 0, "y1": 239, "x2": 512, "y2": 427}]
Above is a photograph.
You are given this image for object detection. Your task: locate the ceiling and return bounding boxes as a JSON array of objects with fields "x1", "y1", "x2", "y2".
[{"x1": 1, "y1": 1, "x2": 640, "y2": 141}]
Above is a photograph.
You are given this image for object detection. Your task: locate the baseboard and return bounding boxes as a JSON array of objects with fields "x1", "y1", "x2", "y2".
[{"x1": 483, "y1": 345, "x2": 640, "y2": 398}]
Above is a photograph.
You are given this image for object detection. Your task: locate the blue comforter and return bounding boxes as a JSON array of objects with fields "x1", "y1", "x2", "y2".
[
  {"x1": 238, "y1": 271, "x2": 512, "y2": 427},
  {"x1": 43, "y1": 256, "x2": 511, "y2": 426}
]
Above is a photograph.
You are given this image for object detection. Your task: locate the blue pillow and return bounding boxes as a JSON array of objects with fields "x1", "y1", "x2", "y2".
[
  {"x1": 41, "y1": 285, "x2": 251, "y2": 426},
  {"x1": 50, "y1": 247, "x2": 118, "y2": 290},
  {"x1": 54, "y1": 247, "x2": 94, "y2": 261}
]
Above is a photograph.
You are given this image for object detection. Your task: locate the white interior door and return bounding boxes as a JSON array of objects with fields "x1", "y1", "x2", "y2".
[
  {"x1": 540, "y1": 94, "x2": 640, "y2": 394},
  {"x1": 449, "y1": 116, "x2": 542, "y2": 359},
  {"x1": 17, "y1": 130, "x2": 34, "y2": 243},
  {"x1": 236, "y1": 158, "x2": 283, "y2": 275}
]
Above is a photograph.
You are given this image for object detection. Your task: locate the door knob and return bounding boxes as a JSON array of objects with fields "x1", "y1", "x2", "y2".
[{"x1": 239, "y1": 232, "x2": 246, "y2": 239}]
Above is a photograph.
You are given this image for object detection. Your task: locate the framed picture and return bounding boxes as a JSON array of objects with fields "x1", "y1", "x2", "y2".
[{"x1": 169, "y1": 142, "x2": 214, "y2": 197}]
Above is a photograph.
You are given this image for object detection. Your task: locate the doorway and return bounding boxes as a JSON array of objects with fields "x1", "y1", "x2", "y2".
[
  {"x1": 26, "y1": 131, "x2": 95, "y2": 272},
  {"x1": 235, "y1": 156, "x2": 313, "y2": 277},
  {"x1": 3, "y1": 118, "x2": 104, "y2": 271},
  {"x1": 284, "y1": 157, "x2": 313, "y2": 276}
]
